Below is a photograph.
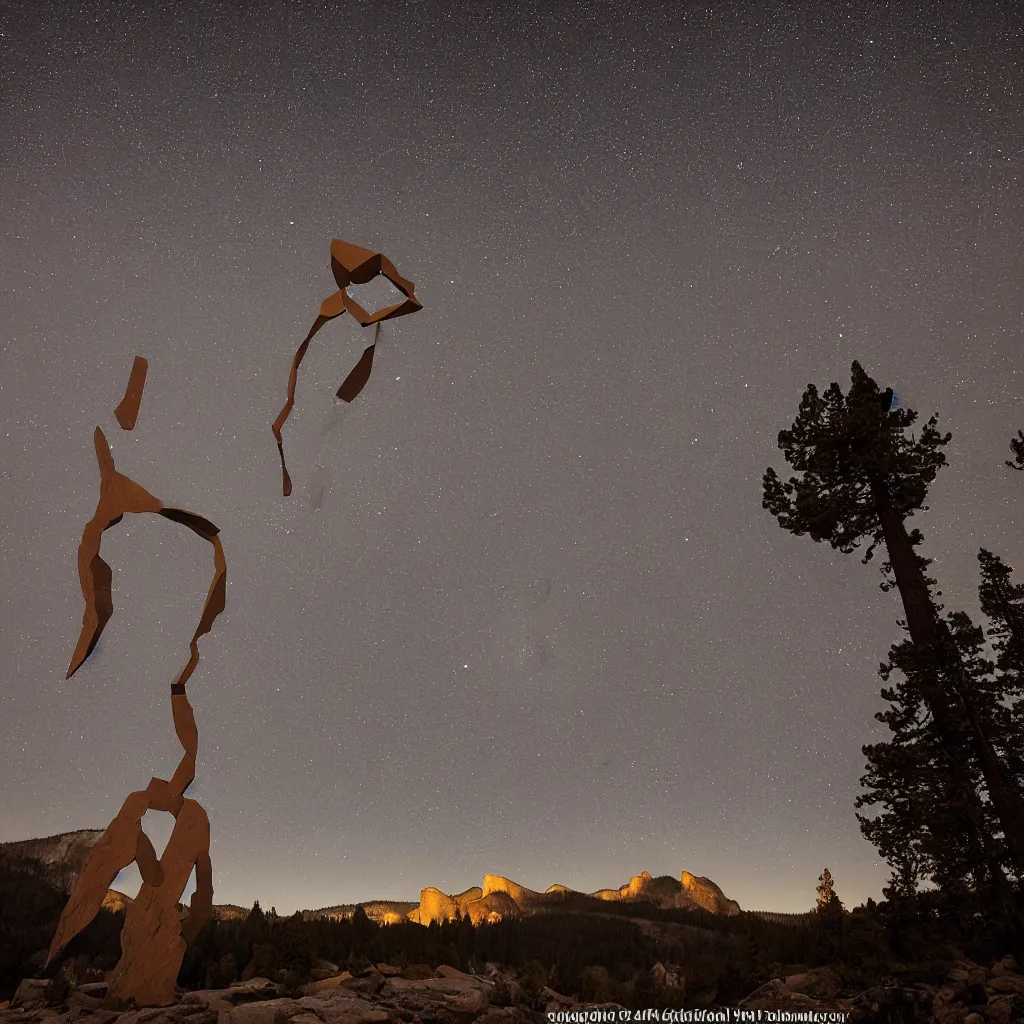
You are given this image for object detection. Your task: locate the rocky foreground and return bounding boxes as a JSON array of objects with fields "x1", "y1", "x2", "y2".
[
  {"x1": 740, "y1": 955, "x2": 1024, "y2": 1023},
  {"x1": 4, "y1": 963, "x2": 539, "y2": 1024},
  {"x1": 3, "y1": 956, "x2": 1024, "y2": 1024}
]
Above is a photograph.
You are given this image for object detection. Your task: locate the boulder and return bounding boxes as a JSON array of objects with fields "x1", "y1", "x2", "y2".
[
  {"x1": 740, "y1": 980, "x2": 826, "y2": 1012},
  {"x1": 297, "y1": 1011, "x2": 362, "y2": 1024},
  {"x1": 310, "y1": 960, "x2": 341, "y2": 982},
  {"x1": 78, "y1": 982, "x2": 111, "y2": 999},
  {"x1": 302, "y1": 973, "x2": 354, "y2": 995},
  {"x1": 67, "y1": 987, "x2": 105, "y2": 1011},
  {"x1": 987, "y1": 955, "x2": 1019, "y2": 979},
  {"x1": 935, "y1": 982, "x2": 971, "y2": 1006},
  {"x1": 435, "y1": 966, "x2": 489, "y2": 985},
  {"x1": 539, "y1": 986, "x2": 576, "y2": 1013},
  {"x1": 178, "y1": 1011, "x2": 222, "y2": 1024},
  {"x1": 295, "y1": 994, "x2": 376, "y2": 1022},
  {"x1": 402, "y1": 964, "x2": 434, "y2": 981},
  {"x1": 988, "y1": 974, "x2": 1024, "y2": 996},
  {"x1": 983, "y1": 995, "x2": 1024, "y2": 1024},
  {"x1": 947, "y1": 961, "x2": 982, "y2": 984},
  {"x1": 961, "y1": 968, "x2": 988, "y2": 1005},
  {"x1": 850, "y1": 986, "x2": 933, "y2": 1023},
  {"x1": 444, "y1": 988, "x2": 488, "y2": 1014},
  {"x1": 378, "y1": 976, "x2": 491, "y2": 1016},
  {"x1": 10, "y1": 977, "x2": 68, "y2": 1010},
  {"x1": 223, "y1": 998, "x2": 299, "y2": 1024},
  {"x1": 337, "y1": 970, "x2": 384, "y2": 996},
  {"x1": 783, "y1": 967, "x2": 841, "y2": 1002},
  {"x1": 112, "y1": 1007, "x2": 206, "y2": 1024},
  {"x1": 220, "y1": 978, "x2": 281, "y2": 1004},
  {"x1": 930, "y1": 1005, "x2": 969, "y2": 1024},
  {"x1": 179, "y1": 989, "x2": 237, "y2": 1012}
]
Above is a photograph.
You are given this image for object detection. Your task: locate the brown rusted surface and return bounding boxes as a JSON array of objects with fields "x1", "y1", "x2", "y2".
[
  {"x1": 172, "y1": 692, "x2": 199, "y2": 759},
  {"x1": 337, "y1": 323, "x2": 380, "y2": 402},
  {"x1": 66, "y1": 433, "x2": 227, "y2": 684},
  {"x1": 46, "y1": 790, "x2": 149, "y2": 966},
  {"x1": 51, "y1": 796, "x2": 213, "y2": 1006},
  {"x1": 182, "y1": 849, "x2": 214, "y2": 944},
  {"x1": 50, "y1": 360, "x2": 225, "y2": 1006},
  {"x1": 134, "y1": 831, "x2": 164, "y2": 888},
  {"x1": 114, "y1": 355, "x2": 148, "y2": 430},
  {"x1": 272, "y1": 238, "x2": 422, "y2": 495}
]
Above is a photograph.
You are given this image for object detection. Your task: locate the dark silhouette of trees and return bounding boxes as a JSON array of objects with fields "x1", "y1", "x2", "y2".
[
  {"x1": 1006, "y1": 430, "x2": 1024, "y2": 471},
  {"x1": 856, "y1": 549, "x2": 1024, "y2": 944},
  {"x1": 815, "y1": 869, "x2": 843, "y2": 915},
  {"x1": 0, "y1": 852, "x2": 123, "y2": 1000},
  {"x1": 763, "y1": 361, "x2": 1024, "y2": 885},
  {"x1": 978, "y1": 548, "x2": 1024, "y2": 708}
]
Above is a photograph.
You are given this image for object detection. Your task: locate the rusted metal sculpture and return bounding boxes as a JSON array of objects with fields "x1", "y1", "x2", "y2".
[
  {"x1": 48, "y1": 359, "x2": 226, "y2": 1008},
  {"x1": 113, "y1": 355, "x2": 148, "y2": 430},
  {"x1": 272, "y1": 238, "x2": 422, "y2": 496}
]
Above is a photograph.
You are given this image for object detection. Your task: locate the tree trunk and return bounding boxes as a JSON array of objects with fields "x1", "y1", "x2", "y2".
[{"x1": 874, "y1": 494, "x2": 1024, "y2": 882}]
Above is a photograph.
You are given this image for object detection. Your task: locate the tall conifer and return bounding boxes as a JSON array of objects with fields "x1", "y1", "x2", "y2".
[{"x1": 763, "y1": 362, "x2": 1024, "y2": 878}]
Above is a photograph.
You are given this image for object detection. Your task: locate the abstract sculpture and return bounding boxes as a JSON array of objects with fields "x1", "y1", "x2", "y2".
[
  {"x1": 113, "y1": 355, "x2": 148, "y2": 431},
  {"x1": 47, "y1": 238, "x2": 423, "y2": 1004},
  {"x1": 48, "y1": 359, "x2": 226, "y2": 1007},
  {"x1": 272, "y1": 238, "x2": 422, "y2": 496}
]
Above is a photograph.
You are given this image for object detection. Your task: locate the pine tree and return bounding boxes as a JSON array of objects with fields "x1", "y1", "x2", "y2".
[
  {"x1": 856, "y1": 549, "x2": 1024, "y2": 940},
  {"x1": 763, "y1": 361, "x2": 1024, "y2": 879},
  {"x1": 978, "y1": 548, "x2": 1024, "y2": 705},
  {"x1": 1006, "y1": 430, "x2": 1024, "y2": 472},
  {"x1": 856, "y1": 608, "x2": 1014, "y2": 906},
  {"x1": 815, "y1": 869, "x2": 843, "y2": 914}
]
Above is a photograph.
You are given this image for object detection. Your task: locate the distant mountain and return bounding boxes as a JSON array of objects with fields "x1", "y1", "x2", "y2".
[
  {"x1": 0, "y1": 830, "x2": 105, "y2": 893},
  {"x1": 304, "y1": 870, "x2": 742, "y2": 924},
  {"x1": 300, "y1": 900, "x2": 420, "y2": 924},
  {"x1": 4, "y1": 832, "x2": 745, "y2": 925}
]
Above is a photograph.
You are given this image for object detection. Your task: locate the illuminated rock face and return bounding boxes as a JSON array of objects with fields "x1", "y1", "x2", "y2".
[
  {"x1": 592, "y1": 871, "x2": 707, "y2": 910},
  {"x1": 415, "y1": 887, "x2": 459, "y2": 925},
  {"x1": 617, "y1": 871, "x2": 656, "y2": 900},
  {"x1": 464, "y1": 890, "x2": 521, "y2": 924},
  {"x1": 405, "y1": 870, "x2": 740, "y2": 923},
  {"x1": 481, "y1": 875, "x2": 545, "y2": 907},
  {"x1": 362, "y1": 901, "x2": 418, "y2": 925},
  {"x1": 9, "y1": 832, "x2": 743, "y2": 925},
  {"x1": 101, "y1": 890, "x2": 132, "y2": 913},
  {"x1": 410, "y1": 885, "x2": 484, "y2": 925},
  {"x1": 680, "y1": 870, "x2": 742, "y2": 916},
  {"x1": 305, "y1": 900, "x2": 419, "y2": 924}
]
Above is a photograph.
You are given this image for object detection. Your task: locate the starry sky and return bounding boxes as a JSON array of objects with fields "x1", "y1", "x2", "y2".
[{"x1": 1, "y1": 1, "x2": 1021, "y2": 916}]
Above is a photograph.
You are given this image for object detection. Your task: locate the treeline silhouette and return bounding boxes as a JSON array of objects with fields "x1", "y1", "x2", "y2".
[{"x1": 0, "y1": 850, "x2": 1014, "y2": 1006}]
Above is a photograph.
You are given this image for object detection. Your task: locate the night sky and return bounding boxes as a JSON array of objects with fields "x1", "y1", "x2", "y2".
[{"x1": 1, "y1": 2, "x2": 1021, "y2": 916}]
